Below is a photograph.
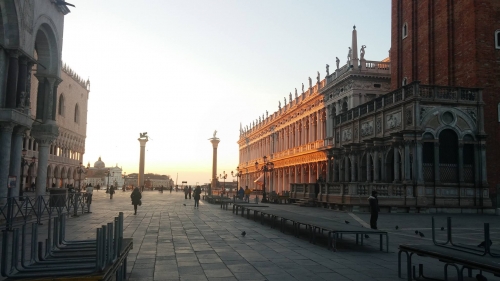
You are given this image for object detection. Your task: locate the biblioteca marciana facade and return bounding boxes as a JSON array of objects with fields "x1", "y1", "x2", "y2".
[{"x1": 238, "y1": 27, "x2": 492, "y2": 213}]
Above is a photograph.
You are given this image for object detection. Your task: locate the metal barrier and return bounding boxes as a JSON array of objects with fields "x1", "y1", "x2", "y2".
[
  {"x1": 0, "y1": 212, "x2": 131, "y2": 280},
  {"x1": 0, "y1": 193, "x2": 91, "y2": 230}
]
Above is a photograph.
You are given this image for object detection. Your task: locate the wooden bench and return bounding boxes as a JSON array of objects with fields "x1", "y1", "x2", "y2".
[{"x1": 398, "y1": 244, "x2": 500, "y2": 281}]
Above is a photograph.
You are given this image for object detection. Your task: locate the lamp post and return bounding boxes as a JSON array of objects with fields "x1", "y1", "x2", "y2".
[
  {"x1": 219, "y1": 171, "x2": 227, "y2": 196},
  {"x1": 76, "y1": 162, "x2": 89, "y2": 192},
  {"x1": 20, "y1": 149, "x2": 36, "y2": 199},
  {"x1": 105, "y1": 169, "x2": 113, "y2": 193},
  {"x1": 255, "y1": 156, "x2": 274, "y2": 203},
  {"x1": 231, "y1": 167, "x2": 241, "y2": 195}
]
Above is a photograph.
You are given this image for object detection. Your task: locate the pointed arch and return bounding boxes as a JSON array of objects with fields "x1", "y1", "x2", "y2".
[
  {"x1": 58, "y1": 93, "x2": 65, "y2": 116},
  {"x1": 74, "y1": 103, "x2": 80, "y2": 123}
]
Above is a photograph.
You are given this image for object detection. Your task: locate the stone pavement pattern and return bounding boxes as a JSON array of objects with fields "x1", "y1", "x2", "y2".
[{"x1": 26, "y1": 191, "x2": 500, "y2": 280}]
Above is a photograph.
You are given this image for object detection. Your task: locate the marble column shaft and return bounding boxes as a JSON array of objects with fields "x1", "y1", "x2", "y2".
[
  {"x1": 9, "y1": 128, "x2": 24, "y2": 198},
  {"x1": 0, "y1": 124, "x2": 14, "y2": 198}
]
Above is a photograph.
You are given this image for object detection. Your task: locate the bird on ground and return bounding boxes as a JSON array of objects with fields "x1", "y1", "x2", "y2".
[
  {"x1": 395, "y1": 225, "x2": 399, "y2": 230},
  {"x1": 415, "y1": 230, "x2": 418, "y2": 234},
  {"x1": 344, "y1": 220, "x2": 350, "y2": 224},
  {"x1": 241, "y1": 231, "x2": 246, "y2": 237},
  {"x1": 364, "y1": 234, "x2": 369, "y2": 238},
  {"x1": 182, "y1": 204, "x2": 186, "y2": 206},
  {"x1": 477, "y1": 240, "x2": 493, "y2": 248},
  {"x1": 476, "y1": 273, "x2": 488, "y2": 281},
  {"x1": 418, "y1": 231, "x2": 425, "y2": 238},
  {"x1": 440, "y1": 227, "x2": 445, "y2": 231}
]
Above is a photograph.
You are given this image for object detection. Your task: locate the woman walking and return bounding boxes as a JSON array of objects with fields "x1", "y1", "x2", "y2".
[
  {"x1": 193, "y1": 185, "x2": 201, "y2": 208},
  {"x1": 131, "y1": 187, "x2": 142, "y2": 215}
]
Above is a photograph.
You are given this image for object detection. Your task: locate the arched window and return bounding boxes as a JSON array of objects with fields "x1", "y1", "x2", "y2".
[
  {"x1": 402, "y1": 22, "x2": 408, "y2": 39},
  {"x1": 439, "y1": 129, "x2": 458, "y2": 183},
  {"x1": 58, "y1": 94, "x2": 65, "y2": 116},
  {"x1": 74, "y1": 104, "x2": 80, "y2": 124}
]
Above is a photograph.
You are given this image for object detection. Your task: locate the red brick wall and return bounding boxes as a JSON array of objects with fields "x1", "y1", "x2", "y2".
[{"x1": 391, "y1": 0, "x2": 500, "y2": 191}]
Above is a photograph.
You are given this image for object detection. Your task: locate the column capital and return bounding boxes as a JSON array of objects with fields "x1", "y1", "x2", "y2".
[{"x1": 31, "y1": 122, "x2": 58, "y2": 146}]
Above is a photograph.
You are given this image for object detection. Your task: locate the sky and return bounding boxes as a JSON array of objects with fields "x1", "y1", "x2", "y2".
[{"x1": 61, "y1": 0, "x2": 391, "y2": 186}]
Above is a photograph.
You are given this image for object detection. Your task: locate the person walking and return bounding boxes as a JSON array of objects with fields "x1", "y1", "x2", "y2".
[
  {"x1": 131, "y1": 187, "x2": 142, "y2": 215},
  {"x1": 170, "y1": 186, "x2": 172, "y2": 194},
  {"x1": 238, "y1": 186, "x2": 244, "y2": 200},
  {"x1": 244, "y1": 186, "x2": 251, "y2": 202},
  {"x1": 85, "y1": 183, "x2": 93, "y2": 213},
  {"x1": 188, "y1": 186, "x2": 192, "y2": 199},
  {"x1": 160, "y1": 185, "x2": 164, "y2": 193},
  {"x1": 184, "y1": 186, "x2": 188, "y2": 199},
  {"x1": 194, "y1": 185, "x2": 201, "y2": 208},
  {"x1": 368, "y1": 190, "x2": 380, "y2": 229},
  {"x1": 110, "y1": 185, "x2": 115, "y2": 200}
]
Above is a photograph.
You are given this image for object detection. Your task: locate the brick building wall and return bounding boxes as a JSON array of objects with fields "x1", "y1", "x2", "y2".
[{"x1": 391, "y1": 0, "x2": 500, "y2": 191}]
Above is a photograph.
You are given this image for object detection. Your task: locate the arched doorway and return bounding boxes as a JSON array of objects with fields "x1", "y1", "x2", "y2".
[{"x1": 439, "y1": 129, "x2": 458, "y2": 183}]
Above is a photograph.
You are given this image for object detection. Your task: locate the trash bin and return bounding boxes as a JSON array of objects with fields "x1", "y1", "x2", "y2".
[{"x1": 49, "y1": 188, "x2": 67, "y2": 207}]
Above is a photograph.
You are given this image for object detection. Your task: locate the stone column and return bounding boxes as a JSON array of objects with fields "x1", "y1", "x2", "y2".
[
  {"x1": 351, "y1": 154, "x2": 357, "y2": 182},
  {"x1": 138, "y1": 137, "x2": 149, "y2": 188},
  {"x1": 5, "y1": 51, "x2": 19, "y2": 108},
  {"x1": 0, "y1": 123, "x2": 14, "y2": 198},
  {"x1": 332, "y1": 159, "x2": 338, "y2": 182},
  {"x1": 326, "y1": 152, "x2": 332, "y2": 182},
  {"x1": 479, "y1": 142, "x2": 487, "y2": 186},
  {"x1": 9, "y1": 127, "x2": 25, "y2": 198},
  {"x1": 416, "y1": 141, "x2": 424, "y2": 184},
  {"x1": 394, "y1": 146, "x2": 400, "y2": 182},
  {"x1": 366, "y1": 152, "x2": 372, "y2": 182},
  {"x1": 404, "y1": 142, "x2": 411, "y2": 182},
  {"x1": 373, "y1": 149, "x2": 380, "y2": 182},
  {"x1": 210, "y1": 137, "x2": 220, "y2": 196},
  {"x1": 344, "y1": 155, "x2": 349, "y2": 182},
  {"x1": 458, "y1": 142, "x2": 464, "y2": 183},
  {"x1": 31, "y1": 122, "x2": 58, "y2": 196},
  {"x1": 16, "y1": 57, "x2": 28, "y2": 108},
  {"x1": 433, "y1": 142, "x2": 440, "y2": 183}
]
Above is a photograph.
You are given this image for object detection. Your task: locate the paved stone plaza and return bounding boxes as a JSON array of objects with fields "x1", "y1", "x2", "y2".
[{"x1": 36, "y1": 191, "x2": 500, "y2": 280}]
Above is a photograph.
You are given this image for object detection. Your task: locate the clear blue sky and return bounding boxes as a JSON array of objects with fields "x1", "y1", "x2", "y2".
[{"x1": 62, "y1": 0, "x2": 391, "y2": 185}]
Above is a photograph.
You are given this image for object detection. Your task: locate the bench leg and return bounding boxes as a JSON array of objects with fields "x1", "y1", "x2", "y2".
[
  {"x1": 380, "y1": 234, "x2": 383, "y2": 251},
  {"x1": 445, "y1": 263, "x2": 462, "y2": 281}
]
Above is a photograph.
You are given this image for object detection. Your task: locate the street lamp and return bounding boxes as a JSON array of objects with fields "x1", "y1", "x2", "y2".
[
  {"x1": 219, "y1": 171, "x2": 227, "y2": 196},
  {"x1": 231, "y1": 167, "x2": 241, "y2": 195},
  {"x1": 20, "y1": 149, "x2": 36, "y2": 199},
  {"x1": 105, "y1": 169, "x2": 113, "y2": 193},
  {"x1": 255, "y1": 156, "x2": 274, "y2": 203},
  {"x1": 76, "y1": 162, "x2": 89, "y2": 192}
]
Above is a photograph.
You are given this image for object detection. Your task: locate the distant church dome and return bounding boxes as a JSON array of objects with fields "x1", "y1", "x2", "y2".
[{"x1": 94, "y1": 157, "x2": 105, "y2": 169}]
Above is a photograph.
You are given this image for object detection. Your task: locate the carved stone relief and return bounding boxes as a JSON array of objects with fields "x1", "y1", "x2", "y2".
[
  {"x1": 353, "y1": 127, "x2": 358, "y2": 140},
  {"x1": 23, "y1": 0, "x2": 34, "y2": 34},
  {"x1": 406, "y1": 107, "x2": 413, "y2": 125},
  {"x1": 386, "y1": 111, "x2": 401, "y2": 130},
  {"x1": 342, "y1": 128, "x2": 352, "y2": 142},
  {"x1": 376, "y1": 118, "x2": 382, "y2": 134},
  {"x1": 420, "y1": 106, "x2": 435, "y2": 122},
  {"x1": 361, "y1": 120, "x2": 374, "y2": 137}
]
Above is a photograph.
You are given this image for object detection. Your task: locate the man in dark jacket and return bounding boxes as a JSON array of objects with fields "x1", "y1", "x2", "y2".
[{"x1": 368, "y1": 190, "x2": 380, "y2": 229}]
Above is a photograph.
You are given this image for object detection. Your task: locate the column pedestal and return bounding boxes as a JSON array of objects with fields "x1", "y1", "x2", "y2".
[{"x1": 138, "y1": 138, "x2": 148, "y2": 188}]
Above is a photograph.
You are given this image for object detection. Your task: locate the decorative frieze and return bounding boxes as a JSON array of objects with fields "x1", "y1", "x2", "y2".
[
  {"x1": 360, "y1": 120, "x2": 374, "y2": 137},
  {"x1": 386, "y1": 111, "x2": 401, "y2": 130}
]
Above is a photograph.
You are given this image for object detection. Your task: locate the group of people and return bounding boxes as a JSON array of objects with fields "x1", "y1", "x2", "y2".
[{"x1": 183, "y1": 186, "x2": 202, "y2": 208}]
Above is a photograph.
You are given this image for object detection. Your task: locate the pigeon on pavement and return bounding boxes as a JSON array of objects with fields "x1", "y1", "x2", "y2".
[
  {"x1": 241, "y1": 231, "x2": 246, "y2": 237},
  {"x1": 183, "y1": 204, "x2": 186, "y2": 206},
  {"x1": 344, "y1": 220, "x2": 350, "y2": 224},
  {"x1": 440, "y1": 227, "x2": 445, "y2": 231},
  {"x1": 395, "y1": 225, "x2": 399, "y2": 230},
  {"x1": 364, "y1": 234, "x2": 369, "y2": 238},
  {"x1": 477, "y1": 240, "x2": 492, "y2": 248},
  {"x1": 418, "y1": 231, "x2": 425, "y2": 237}
]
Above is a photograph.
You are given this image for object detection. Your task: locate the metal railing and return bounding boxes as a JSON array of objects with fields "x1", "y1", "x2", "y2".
[{"x1": 0, "y1": 193, "x2": 91, "y2": 230}]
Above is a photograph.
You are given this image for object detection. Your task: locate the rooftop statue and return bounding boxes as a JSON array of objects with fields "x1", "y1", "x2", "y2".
[
  {"x1": 360, "y1": 45, "x2": 366, "y2": 60},
  {"x1": 336, "y1": 57, "x2": 340, "y2": 69},
  {"x1": 347, "y1": 47, "x2": 352, "y2": 64},
  {"x1": 284, "y1": 97, "x2": 287, "y2": 106},
  {"x1": 302, "y1": 83, "x2": 304, "y2": 93},
  {"x1": 317, "y1": 71, "x2": 320, "y2": 84},
  {"x1": 326, "y1": 64, "x2": 330, "y2": 76},
  {"x1": 278, "y1": 100, "x2": 281, "y2": 110},
  {"x1": 289, "y1": 92, "x2": 292, "y2": 103},
  {"x1": 295, "y1": 88, "x2": 298, "y2": 99},
  {"x1": 213, "y1": 130, "x2": 217, "y2": 138},
  {"x1": 266, "y1": 110, "x2": 268, "y2": 118},
  {"x1": 308, "y1": 77, "x2": 312, "y2": 88}
]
